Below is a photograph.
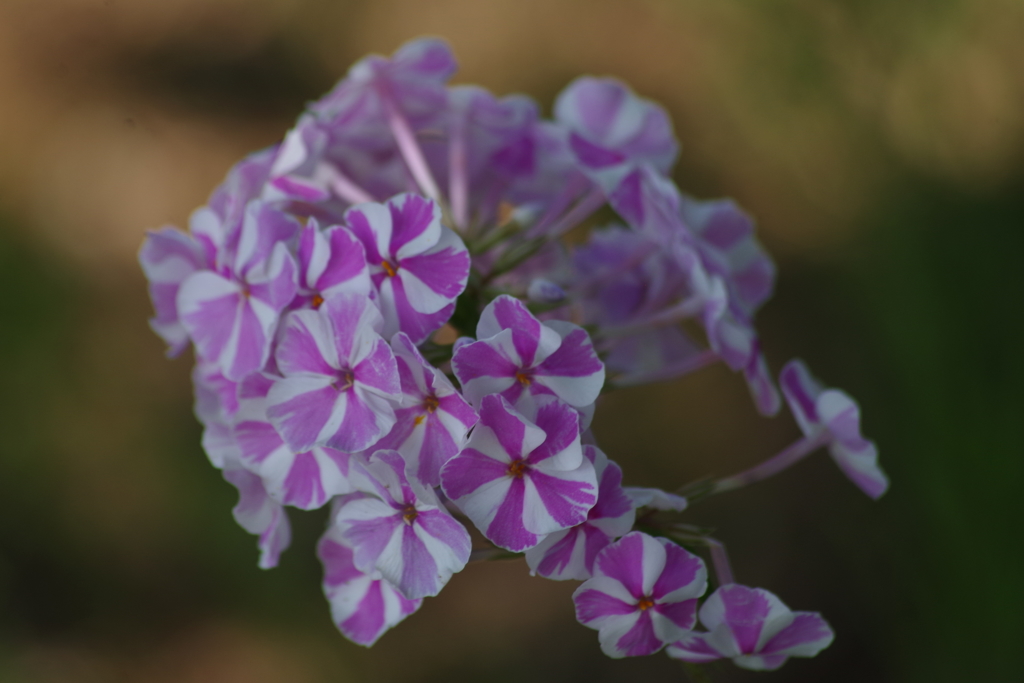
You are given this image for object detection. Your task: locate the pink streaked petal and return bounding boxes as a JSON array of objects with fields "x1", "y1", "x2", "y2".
[
  {"x1": 345, "y1": 201, "x2": 391, "y2": 264},
  {"x1": 594, "y1": 532, "x2": 646, "y2": 598},
  {"x1": 524, "y1": 466, "x2": 597, "y2": 533},
  {"x1": 779, "y1": 359, "x2": 822, "y2": 434},
  {"x1": 337, "y1": 496, "x2": 404, "y2": 572},
  {"x1": 327, "y1": 387, "x2": 396, "y2": 453},
  {"x1": 700, "y1": 584, "x2": 790, "y2": 654},
  {"x1": 452, "y1": 338, "x2": 519, "y2": 403},
  {"x1": 652, "y1": 599, "x2": 699, "y2": 639},
  {"x1": 318, "y1": 226, "x2": 371, "y2": 295},
  {"x1": 666, "y1": 634, "x2": 724, "y2": 664},
  {"x1": 280, "y1": 450, "x2": 328, "y2": 509},
  {"x1": 398, "y1": 230, "x2": 469, "y2": 307},
  {"x1": 223, "y1": 464, "x2": 291, "y2": 569},
  {"x1": 574, "y1": 586, "x2": 637, "y2": 626},
  {"x1": 652, "y1": 540, "x2": 707, "y2": 602},
  {"x1": 759, "y1": 612, "x2": 834, "y2": 658},
  {"x1": 275, "y1": 309, "x2": 339, "y2": 376},
  {"x1": 388, "y1": 193, "x2": 442, "y2": 260},
  {"x1": 439, "y1": 445, "x2": 510, "y2": 499},
  {"x1": 527, "y1": 400, "x2": 583, "y2": 470},
  {"x1": 226, "y1": 297, "x2": 275, "y2": 381},
  {"x1": 317, "y1": 537, "x2": 363, "y2": 587},
  {"x1": 177, "y1": 272, "x2": 242, "y2": 364},
  {"x1": 234, "y1": 419, "x2": 287, "y2": 466},
  {"x1": 476, "y1": 296, "x2": 542, "y2": 362},
  {"x1": 485, "y1": 476, "x2": 537, "y2": 551},
  {"x1": 322, "y1": 293, "x2": 385, "y2": 363},
  {"x1": 607, "y1": 610, "x2": 664, "y2": 658},
  {"x1": 246, "y1": 243, "x2": 298, "y2": 311},
  {"x1": 266, "y1": 377, "x2": 339, "y2": 452},
  {"x1": 532, "y1": 323, "x2": 605, "y2": 407},
  {"x1": 352, "y1": 339, "x2": 401, "y2": 396},
  {"x1": 830, "y1": 440, "x2": 889, "y2": 500},
  {"x1": 733, "y1": 654, "x2": 789, "y2": 671}
]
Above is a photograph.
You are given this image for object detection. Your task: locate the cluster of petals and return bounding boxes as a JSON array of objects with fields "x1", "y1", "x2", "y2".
[
  {"x1": 136, "y1": 36, "x2": 882, "y2": 668},
  {"x1": 667, "y1": 584, "x2": 834, "y2": 670}
]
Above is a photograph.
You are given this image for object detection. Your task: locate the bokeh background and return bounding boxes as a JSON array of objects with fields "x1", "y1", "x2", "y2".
[{"x1": 1, "y1": 1, "x2": 1021, "y2": 681}]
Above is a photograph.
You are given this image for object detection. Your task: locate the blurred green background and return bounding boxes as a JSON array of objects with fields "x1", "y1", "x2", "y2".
[{"x1": 0, "y1": 1, "x2": 1021, "y2": 681}]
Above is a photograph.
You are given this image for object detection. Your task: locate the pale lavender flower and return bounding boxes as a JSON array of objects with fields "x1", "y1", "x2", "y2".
[
  {"x1": 345, "y1": 194, "x2": 470, "y2": 343},
  {"x1": 452, "y1": 295, "x2": 605, "y2": 413},
  {"x1": 525, "y1": 445, "x2": 635, "y2": 580},
  {"x1": 573, "y1": 531, "x2": 707, "y2": 658},
  {"x1": 177, "y1": 201, "x2": 299, "y2": 380},
  {"x1": 318, "y1": 506, "x2": 422, "y2": 646},
  {"x1": 222, "y1": 453, "x2": 292, "y2": 569},
  {"x1": 335, "y1": 450, "x2": 471, "y2": 600},
  {"x1": 266, "y1": 294, "x2": 400, "y2": 453},
  {"x1": 368, "y1": 332, "x2": 478, "y2": 487},
  {"x1": 780, "y1": 359, "x2": 888, "y2": 499},
  {"x1": 667, "y1": 584, "x2": 834, "y2": 671},
  {"x1": 555, "y1": 77, "x2": 677, "y2": 192},
  {"x1": 440, "y1": 395, "x2": 597, "y2": 552}
]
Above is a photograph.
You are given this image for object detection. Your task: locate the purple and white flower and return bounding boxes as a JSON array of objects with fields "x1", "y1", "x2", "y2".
[
  {"x1": 233, "y1": 373, "x2": 363, "y2": 510},
  {"x1": 573, "y1": 531, "x2": 707, "y2": 658},
  {"x1": 266, "y1": 294, "x2": 401, "y2": 453},
  {"x1": 555, "y1": 77, "x2": 677, "y2": 192},
  {"x1": 368, "y1": 332, "x2": 478, "y2": 487},
  {"x1": 177, "y1": 201, "x2": 299, "y2": 380},
  {"x1": 452, "y1": 295, "x2": 605, "y2": 414},
  {"x1": 440, "y1": 395, "x2": 597, "y2": 552},
  {"x1": 780, "y1": 359, "x2": 888, "y2": 499},
  {"x1": 334, "y1": 450, "x2": 471, "y2": 600},
  {"x1": 525, "y1": 445, "x2": 635, "y2": 580},
  {"x1": 318, "y1": 504, "x2": 422, "y2": 646},
  {"x1": 667, "y1": 583, "x2": 834, "y2": 671},
  {"x1": 345, "y1": 194, "x2": 470, "y2": 343}
]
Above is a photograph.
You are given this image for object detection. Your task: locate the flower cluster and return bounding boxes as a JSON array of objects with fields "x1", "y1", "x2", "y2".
[{"x1": 140, "y1": 38, "x2": 886, "y2": 670}]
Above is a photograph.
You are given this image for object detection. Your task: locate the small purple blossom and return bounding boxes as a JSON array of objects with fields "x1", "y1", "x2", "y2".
[
  {"x1": 318, "y1": 505, "x2": 422, "y2": 647},
  {"x1": 452, "y1": 295, "x2": 605, "y2": 413},
  {"x1": 573, "y1": 531, "x2": 707, "y2": 658},
  {"x1": 667, "y1": 584, "x2": 834, "y2": 671},
  {"x1": 555, "y1": 77, "x2": 677, "y2": 192},
  {"x1": 266, "y1": 294, "x2": 401, "y2": 453},
  {"x1": 177, "y1": 201, "x2": 299, "y2": 380},
  {"x1": 368, "y1": 332, "x2": 478, "y2": 487},
  {"x1": 440, "y1": 395, "x2": 597, "y2": 552},
  {"x1": 345, "y1": 194, "x2": 470, "y2": 343},
  {"x1": 335, "y1": 450, "x2": 471, "y2": 600},
  {"x1": 525, "y1": 445, "x2": 635, "y2": 580},
  {"x1": 780, "y1": 359, "x2": 888, "y2": 499}
]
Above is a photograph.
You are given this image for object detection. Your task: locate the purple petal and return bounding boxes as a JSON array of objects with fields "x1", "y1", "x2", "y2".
[{"x1": 759, "y1": 612, "x2": 834, "y2": 658}]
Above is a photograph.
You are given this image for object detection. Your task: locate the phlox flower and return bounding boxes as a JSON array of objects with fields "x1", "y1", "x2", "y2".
[
  {"x1": 177, "y1": 201, "x2": 299, "y2": 380},
  {"x1": 525, "y1": 445, "x2": 635, "y2": 580},
  {"x1": 573, "y1": 531, "x2": 707, "y2": 658},
  {"x1": 452, "y1": 295, "x2": 605, "y2": 414},
  {"x1": 345, "y1": 193, "x2": 470, "y2": 343},
  {"x1": 555, "y1": 77, "x2": 677, "y2": 192},
  {"x1": 266, "y1": 294, "x2": 401, "y2": 453},
  {"x1": 233, "y1": 373, "x2": 363, "y2": 510},
  {"x1": 368, "y1": 332, "x2": 478, "y2": 487},
  {"x1": 441, "y1": 395, "x2": 597, "y2": 552},
  {"x1": 667, "y1": 583, "x2": 834, "y2": 671},
  {"x1": 780, "y1": 359, "x2": 888, "y2": 499},
  {"x1": 318, "y1": 503, "x2": 422, "y2": 646},
  {"x1": 334, "y1": 450, "x2": 471, "y2": 600}
]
